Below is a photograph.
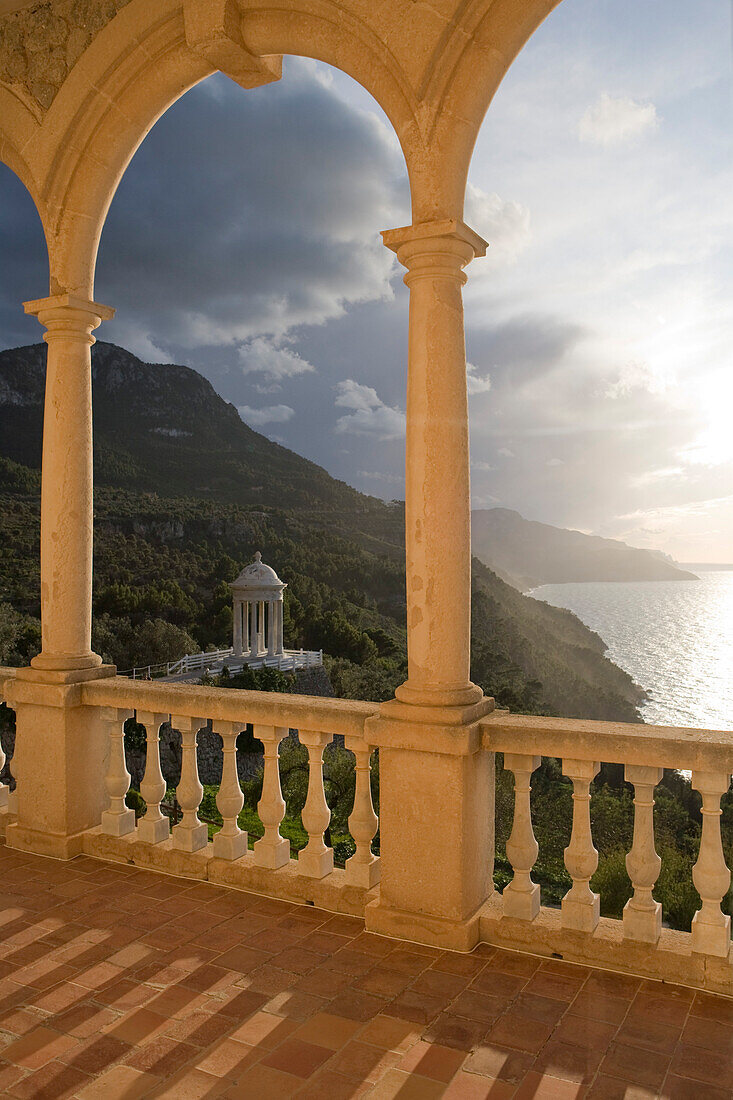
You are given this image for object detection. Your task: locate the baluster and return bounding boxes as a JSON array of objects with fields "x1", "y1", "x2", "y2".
[
  {"x1": 345, "y1": 740, "x2": 380, "y2": 888},
  {"x1": 253, "y1": 724, "x2": 290, "y2": 868},
  {"x1": 213, "y1": 721, "x2": 247, "y2": 860},
  {"x1": 503, "y1": 753, "x2": 541, "y2": 920},
  {"x1": 137, "y1": 711, "x2": 171, "y2": 844},
  {"x1": 170, "y1": 715, "x2": 208, "y2": 852},
  {"x1": 562, "y1": 758, "x2": 600, "y2": 932},
  {"x1": 624, "y1": 765, "x2": 663, "y2": 943},
  {"x1": 297, "y1": 730, "x2": 334, "y2": 878},
  {"x1": 691, "y1": 770, "x2": 732, "y2": 958},
  {"x1": 101, "y1": 707, "x2": 135, "y2": 836}
]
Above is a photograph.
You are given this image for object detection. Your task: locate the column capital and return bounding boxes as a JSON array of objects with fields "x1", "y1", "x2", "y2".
[
  {"x1": 382, "y1": 218, "x2": 487, "y2": 274},
  {"x1": 24, "y1": 293, "x2": 115, "y2": 325}
]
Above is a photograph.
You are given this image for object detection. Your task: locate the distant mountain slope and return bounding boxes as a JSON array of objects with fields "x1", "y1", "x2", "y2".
[
  {"x1": 0, "y1": 343, "x2": 643, "y2": 721},
  {"x1": 472, "y1": 508, "x2": 695, "y2": 590},
  {"x1": 0, "y1": 342, "x2": 395, "y2": 518}
]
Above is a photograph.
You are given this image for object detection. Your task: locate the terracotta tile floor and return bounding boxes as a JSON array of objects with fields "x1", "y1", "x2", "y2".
[{"x1": 0, "y1": 842, "x2": 731, "y2": 1099}]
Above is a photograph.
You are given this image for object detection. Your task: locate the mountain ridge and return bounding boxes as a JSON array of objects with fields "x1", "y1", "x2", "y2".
[{"x1": 472, "y1": 507, "x2": 695, "y2": 590}]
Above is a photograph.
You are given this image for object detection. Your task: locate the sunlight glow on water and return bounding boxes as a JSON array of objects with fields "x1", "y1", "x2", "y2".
[{"x1": 531, "y1": 572, "x2": 733, "y2": 730}]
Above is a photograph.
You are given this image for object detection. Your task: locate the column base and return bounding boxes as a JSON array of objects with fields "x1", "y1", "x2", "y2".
[
  {"x1": 390, "y1": 683, "x2": 492, "y2": 720},
  {"x1": 345, "y1": 854, "x2": 380, "y2": 889},
  {"x1": 171, "y1": 823, "x2": 209, "y2": 853},
  {"x1": 137, "y1": 816, "x2": 170, "y2": 845},
  {"x1": 562, "y1": 893, "x2": 600, "y2": 933},
  {"x1": 213, "y1": 831, "x2": 248, "y2": 861},
  {"x1": 31, "y1": 652, "x2": 103, "y2": 672},
  {"x1": 15, "y1": 663, "x2": 116, "y2": 686},
  {"x1": 692, "y1": 910, "x2": 731, "y2": 958},
  {"x1": 100, "y1": 809, "x2": 135, "y2": 837},
  {"x1": 253, "y1": 835, "x2": 290, "y2": 869},
  {"x1": 623, "y1": 899, "x2": 662, "y2": 944},
  {"x1": 6, "y1": 821, "x2": 89, "y2": 860},
  {"x1": 503, "y1": 882, "x2": 540, "y2": 922},
  {"x1": 365, "y1": 895, "x2": 485, "y2": 952},
  {"x1": 298, "y1": 847, "x2": 334, "y2": 880}
]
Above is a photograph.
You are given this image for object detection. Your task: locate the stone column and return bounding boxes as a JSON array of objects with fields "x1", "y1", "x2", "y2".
[
  {"x1": 275, "y1": 600, "x2": 284, "y2": 655},
  {"x1": 381, "y1": 219, "x2": 486, "y2": 708},
  {"x1": 366, "y1": 219, "x2": 495, "y2": 951},
  {"x1": 267, "y1": 600, "x2": 276, "y2": 656},
  {"x1": 250, "y1": 602, "x2": 259, "y2": 657},
  {"x1": 23, "y1": 294, "x2": 114, "y2": 671},
  {"x1": 243, "y1": 598, "x2": 250, "y2": 656},
  {"x1": 233, "y1": 599, "x2": 243, "y2": 657},
  {"x1": 5, "y1": 294, "x2": 116, "y2": 859}
]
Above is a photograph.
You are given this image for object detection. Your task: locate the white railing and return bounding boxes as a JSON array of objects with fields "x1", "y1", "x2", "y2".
[
  {"x1": 480, "y1": 712, "x2": 733, "y2": 968},
  {"x1": 120, "y1": 647, "x2": 324, "y2": 680},
  {"x1": 85, "y1": 676, "x2": 380, "y2": 896}
]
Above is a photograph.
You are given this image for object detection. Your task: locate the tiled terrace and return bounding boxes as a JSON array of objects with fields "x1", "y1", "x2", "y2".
[{"x1": 0, "y1": 843, "x2": 731, "y2": 1100}]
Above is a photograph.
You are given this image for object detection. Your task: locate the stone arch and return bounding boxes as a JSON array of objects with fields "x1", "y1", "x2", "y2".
[
  {"x1": 28, "y1": 0, "x2": 422, "y2": 297},
  {"x1": 417, "y1": 0, "x2": 564, "y2": 218},
  {"x1": 0, "y1": 83, "x2": 45, "y2": 219}
]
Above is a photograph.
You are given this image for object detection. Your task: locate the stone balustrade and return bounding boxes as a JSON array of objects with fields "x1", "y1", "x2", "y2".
[
  {"x1": 2, "y1": 665, "x2": 732, "y2": 993},
  {"x1": 81, "y1": 674, "x2": 381, "y2": 915},
  {"x1": 480, "y1": 711, "x2": 733, "y2": 995}
]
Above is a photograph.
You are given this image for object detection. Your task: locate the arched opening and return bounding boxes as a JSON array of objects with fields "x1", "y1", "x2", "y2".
[
  {"x1": 0, "y1": 163, "x2": 48, "y2": 645},
  {"x1": 86, "y1": 60, "x2": 411, "y2": 700},
  {"x1": 0, "y1": 161, "x2": 50, "y2": 788},
  {"x1": 463, "y1": 0, "x2": 733, "y2": 928}
]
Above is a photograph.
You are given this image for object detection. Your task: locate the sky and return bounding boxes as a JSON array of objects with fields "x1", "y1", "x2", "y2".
[{"x1": 1, "y1": 0, "x2": 732, "y2": 562}]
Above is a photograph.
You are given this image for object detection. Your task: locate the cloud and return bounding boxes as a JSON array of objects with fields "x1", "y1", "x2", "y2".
[
  {"x1": 465, "y1": 184, "x2": 531, "y2": 262},
  {"x1": 358, "y1": 470, "x2": 404, "y2": 484},
  {"x1": 97, "y1": 60, "x2": 406, "y2": 352},
  {"x1": 604, "y1": 360, "x2": 668, "y2": 400},
  {"x1": 334, "y1": 379, "x2": 406, "y2": 439},
  {"x1": 467, "y1": 362, "x2": 492, "y2": 395},
  {"x1": 498, "y1": 447, "x2": 516, "y2": 458},
  {"x1": 579, "y1": 93, "x2": 659, "y2": 146},
  {"x1": 238, "y1": 338, "x2": 315, "y2": 383},
  {"x1": 238, "y1": 404, "x2": 295, "y2": 426}
]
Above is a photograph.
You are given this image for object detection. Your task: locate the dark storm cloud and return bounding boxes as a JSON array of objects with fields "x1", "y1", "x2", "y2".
[
  {"x1": 96, "y1": 62, "x2": 408, "y2": 353},
  {"x1": 0, "y1": 166, "x2": 48, "y2": 348},
  {"x1": 466, "y1": 314, "x2": 585, "y2": 386}
]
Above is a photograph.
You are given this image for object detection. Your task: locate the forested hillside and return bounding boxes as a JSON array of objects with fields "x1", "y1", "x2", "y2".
[{"x1": 0, "y1": 343, "x2": 643, "y2": 721}]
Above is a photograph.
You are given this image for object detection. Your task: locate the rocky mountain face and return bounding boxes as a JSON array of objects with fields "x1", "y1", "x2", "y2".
[
  {"x1": 472, "y1": 508, "x2": 695, "y2": 590},
  {"x1": 0, "y1": 342, "x2": 387, "y2": 516}
]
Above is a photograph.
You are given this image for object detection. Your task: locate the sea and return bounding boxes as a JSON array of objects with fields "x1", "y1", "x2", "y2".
[{"x1": 529, "y1": 569, "x2": 733, "y2": 731}]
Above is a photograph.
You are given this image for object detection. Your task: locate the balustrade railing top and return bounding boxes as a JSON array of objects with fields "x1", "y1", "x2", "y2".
[
  {"x1": 82, "y1": 675, "x2": 377, "y2": 739},
  {"x1": 481, "y1": 711, "x2": 733, "y2": 773}
]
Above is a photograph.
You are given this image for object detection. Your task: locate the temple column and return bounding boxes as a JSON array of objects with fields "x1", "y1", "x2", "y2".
[
  {"x1": 267, "y1": 600, "x2": 276, "y2": 656},
  {"x1": 233, "y1": 598, "x2": 243, "y2": 657},
  {"x1": 366, "y1": 219, "x2": 495, "y2": 951},
  {"x1": 243, "y1": 598, "x2": 250, "y2": 655},
  {"x1": 275, "y1": 600, "x2": 284, "y2": 655},
  {"x1": 250, "y1": 602, "x2": 258, "y2": 657}
]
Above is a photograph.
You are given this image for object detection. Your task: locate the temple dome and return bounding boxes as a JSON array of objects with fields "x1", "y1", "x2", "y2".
[{"x1": 230, "y1": 551, "x2": 285, "y2": 591}]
